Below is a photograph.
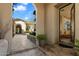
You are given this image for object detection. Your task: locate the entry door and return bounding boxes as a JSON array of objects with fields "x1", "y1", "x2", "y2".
[{"x1": 59, "y1": 4, "x2": 75, "y2": 47}]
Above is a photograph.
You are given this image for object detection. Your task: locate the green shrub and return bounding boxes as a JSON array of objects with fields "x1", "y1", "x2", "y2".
[
  {"x1": 37, "y1": 34, "x2": 47, "y2": 40},
  {"x1": 26, "y1": 30, "x2": 30, "y2": 33},
  {"x1": 75, "y1": 39, "x2": 79, "y2": 47},
  {"x1": 37, "y1": 34, "x2": 47, "y2": 46}
]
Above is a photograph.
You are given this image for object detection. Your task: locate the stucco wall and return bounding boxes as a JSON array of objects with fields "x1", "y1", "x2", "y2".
[
  {"x1": 15, "y1": 21, "x2": 26, "y2": 32},
  {"x1": 0, "y1": 3, "x2": 12, "y2": 54},
  {"x1": 45, "y1": 4, "x2": 59, "y2": 44},
  {"x1": 75, "y1": 4, "x2": 79, "y2": 41},
  {"x1": 35, "y1": 3, "x2": 45, "y2": 35}
]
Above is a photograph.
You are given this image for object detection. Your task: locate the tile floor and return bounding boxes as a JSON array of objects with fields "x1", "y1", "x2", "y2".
[{"x1": 40, "y1": 45, "x2": 75, "y2": 56}]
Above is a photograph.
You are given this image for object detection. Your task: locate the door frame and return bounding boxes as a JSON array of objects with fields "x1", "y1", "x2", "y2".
[{"x1": 59, "y1": 3, "x2": 75, "y2": 46}]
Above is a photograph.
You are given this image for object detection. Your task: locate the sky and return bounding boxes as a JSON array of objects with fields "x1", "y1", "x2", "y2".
[{"x1": 12, "y1": 3, "x2": 36, "y2": 22}]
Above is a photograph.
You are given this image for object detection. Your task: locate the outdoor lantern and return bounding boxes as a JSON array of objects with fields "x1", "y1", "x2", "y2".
[{"x1": 33, "y1": 10, "x2": 36, "y2": 15}]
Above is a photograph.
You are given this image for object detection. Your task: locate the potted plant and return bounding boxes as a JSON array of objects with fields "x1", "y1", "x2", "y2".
[{"x1": 37, "y1": 34, "x2": 47, "y2": 46}]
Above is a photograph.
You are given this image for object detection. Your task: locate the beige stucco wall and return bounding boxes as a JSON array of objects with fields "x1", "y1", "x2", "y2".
[
  {"x1": 75, "y1": 3, "x2": 79, "y2": 41},
  {"x1": 45, "y1": 4, "x2": 59, "y2": 44},
  {"x1": 15, "y1": 21, "x2": 26, "y2": 32},
  {"x1": 0, "y1": 3, "x2": 12, "y2": 54},
  {"x1": 35, "y1": 3, "x2": 45, "y2": 35}
]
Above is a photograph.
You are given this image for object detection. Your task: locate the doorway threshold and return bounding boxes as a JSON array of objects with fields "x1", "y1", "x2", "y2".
[{"x1": 59, "y1": 42, "x2": 73, "y2": 48}]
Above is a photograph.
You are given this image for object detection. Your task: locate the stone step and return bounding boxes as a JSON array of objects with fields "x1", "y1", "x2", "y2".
[{"x1": 59, "y1": 41, "x2": 73, "y2": 48}]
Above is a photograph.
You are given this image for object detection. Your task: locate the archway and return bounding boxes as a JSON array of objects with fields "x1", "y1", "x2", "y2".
[
  {"x1": 11, "y1": 3, "x2": 37, "y2": 53},
  {"x1": 16, "y1": 24, "x2": 22, "y2": 34},
  {"x1": 12, "y1": 3, "x2": 37, "y2": 36}
]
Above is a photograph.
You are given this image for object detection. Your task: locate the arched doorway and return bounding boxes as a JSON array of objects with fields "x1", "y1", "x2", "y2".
[
  {"x1": 11, "y1": 3, "x2": 37, "y2": 53},
  {"x1": 16, "y1": 24, "x2": 22, "y2": 34},
  {"x1": 12, "y1": 3, "x2": 37, "y2": 36}
]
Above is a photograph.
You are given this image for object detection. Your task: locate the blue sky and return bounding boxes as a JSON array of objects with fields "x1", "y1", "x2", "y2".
[{"x1": 12, "y1": 3, "x2": 36, "y2": 22}]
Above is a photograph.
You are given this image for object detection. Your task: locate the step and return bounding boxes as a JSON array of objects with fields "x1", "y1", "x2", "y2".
[{"x1": 59, "y1": 41, "x2": 73, "y2": 48}]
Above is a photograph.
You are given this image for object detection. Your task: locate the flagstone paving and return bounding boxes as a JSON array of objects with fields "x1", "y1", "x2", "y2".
[
  {"x1": 10, "y1": 34, "x2": 45, "y2": 56},
  {"x1": 10, "y1": 34, "x2": 75, "y2": 56},
  {"x1": 11, "y1": 48, "x2": 46, "y2": 56},
  {"x1": 11, "y1": 34, "x2": 36, "y2": 52}
]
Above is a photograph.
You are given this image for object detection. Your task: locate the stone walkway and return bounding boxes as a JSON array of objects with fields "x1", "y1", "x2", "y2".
[
  {"x1": 9, "y1": 34, "x2": 75, "y2": 56},
  {"x1": 11, "y1": 48, "x2": 46, "y2": 56},
  {"x1": 11, "y1": 34, "x2": 36, "y2": 52},
  {"x1": 39, "y1": 45, "x2": 75, "y2": 56},
  {"x1": 10, "y1": 34, "x2": 45, "y2": 56}
]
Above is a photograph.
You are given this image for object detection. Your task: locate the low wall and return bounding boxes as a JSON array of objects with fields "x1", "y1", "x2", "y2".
[{"x1": 27, "y1": 35, "x2": 37, "y2": 45}]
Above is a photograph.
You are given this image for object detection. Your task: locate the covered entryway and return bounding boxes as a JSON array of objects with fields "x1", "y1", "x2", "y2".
[{"x1": 0, "y1": 3, "x2": 78, "y2": 56}]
